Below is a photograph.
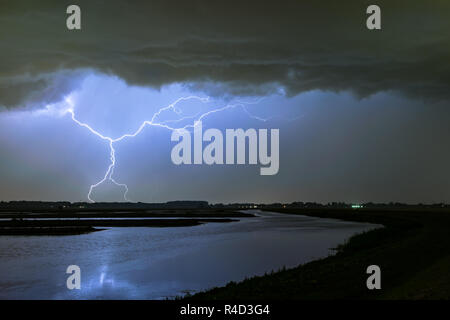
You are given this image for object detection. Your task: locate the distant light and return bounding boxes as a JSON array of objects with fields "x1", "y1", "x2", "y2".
[{"x1": 351, "y1": 204, "x2": 363, "y2": 209}]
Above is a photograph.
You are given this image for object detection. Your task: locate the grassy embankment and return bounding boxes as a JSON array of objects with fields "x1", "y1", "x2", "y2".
[{"x1": 190, "y1": 208, "x2": 450, "y2": 299}]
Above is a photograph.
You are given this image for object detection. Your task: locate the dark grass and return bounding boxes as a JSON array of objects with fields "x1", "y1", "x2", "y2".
[
  {"x1": 0, "y1": 226, "x2": 102, "y2": 235},
  {"x1": 0, "y1": 210, "x2": 255, "y2": 219},
  {"x1": 0, "y1": 209, "x2": 252, "y2": 235},
  {"x1": 188, "y1": 208, "x2": 450, "y2": 300},
  {"x1": 0, "y1": 208, "x2": 254, "y2": 217}
]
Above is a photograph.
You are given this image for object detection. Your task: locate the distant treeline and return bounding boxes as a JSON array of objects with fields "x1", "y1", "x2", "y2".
[
  {"x1": 214, "y1": 202, "x2": 450, "y2": 209},
  {"x1": 0, "y1": 200, "x2": 209, "y2": 211},
  {"x1": 0, "y1": 200, "x2": 449, "y2": 211}
]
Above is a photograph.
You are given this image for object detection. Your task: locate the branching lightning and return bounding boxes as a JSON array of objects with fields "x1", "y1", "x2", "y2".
[{"x1": 64, "y1": 95, "x2": 270, "y2": 203}]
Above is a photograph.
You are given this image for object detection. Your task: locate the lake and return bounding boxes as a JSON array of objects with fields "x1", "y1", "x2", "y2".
[{"x1": 0, "y1": 210, "x2": 378, "y2": 299}]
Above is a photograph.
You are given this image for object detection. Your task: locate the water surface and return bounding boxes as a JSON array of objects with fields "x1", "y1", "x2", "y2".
[{"x1": 0, "y1": 210, "x2": 378, "y2": 299}]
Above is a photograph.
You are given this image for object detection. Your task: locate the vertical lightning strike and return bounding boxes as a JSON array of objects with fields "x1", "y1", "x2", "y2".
[{"x1": 64, "y1": 95, "x2": 270, "y2": 203}]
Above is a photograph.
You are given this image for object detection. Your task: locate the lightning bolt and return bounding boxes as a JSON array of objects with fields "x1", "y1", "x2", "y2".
[{"x1": 64, "y1": 95, "x2": 270, "y2": 203}]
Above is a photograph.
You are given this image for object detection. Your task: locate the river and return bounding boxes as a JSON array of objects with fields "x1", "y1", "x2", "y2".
[{"x1": 0, "y1": 210, "x2": 378, "y2": 299}]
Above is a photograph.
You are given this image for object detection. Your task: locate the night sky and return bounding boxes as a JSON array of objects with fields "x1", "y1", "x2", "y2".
[{"x1": 1, "y1": 1, "x2": 450, "y2": 203}]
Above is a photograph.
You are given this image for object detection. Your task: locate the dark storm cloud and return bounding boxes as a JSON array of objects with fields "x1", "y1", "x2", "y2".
[{"x1": 1, "y1": 0, "x2": 450, "y2": 108}]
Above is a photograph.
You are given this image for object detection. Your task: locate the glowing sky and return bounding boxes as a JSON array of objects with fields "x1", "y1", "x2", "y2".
[
  {"x1": 1, "y1": 1, "x2": 450, "y2": 203},
  {"x1": 1, "y1": 72, "x2": 450, "y2": 203}
]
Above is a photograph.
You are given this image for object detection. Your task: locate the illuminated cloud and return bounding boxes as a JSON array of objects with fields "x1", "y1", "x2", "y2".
[{"x1": 1, "y1": 0, "x2": 450, "y2": 109}]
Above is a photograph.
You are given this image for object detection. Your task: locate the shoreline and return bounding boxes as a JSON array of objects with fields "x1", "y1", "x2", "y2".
[
  {"x1": 0, "y1": 226, "x2": 104, "y2": 235},
  {"x1": 0, "y1": 210, "x2": 255, "y2": 219},
  {"x1": 0, "y1": 218, "x2": 240, "y2": 235},
  {"x1": 188, "y1": 208, "x2": 450, "y2": 300},
  {"x1": 0, "y1": 209, "x2": 254, "y2": 235}
]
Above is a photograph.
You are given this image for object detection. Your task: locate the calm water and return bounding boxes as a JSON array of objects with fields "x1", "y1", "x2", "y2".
[{"x1": 0, "y1": 210, "x2": 378, "y2": 299}]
